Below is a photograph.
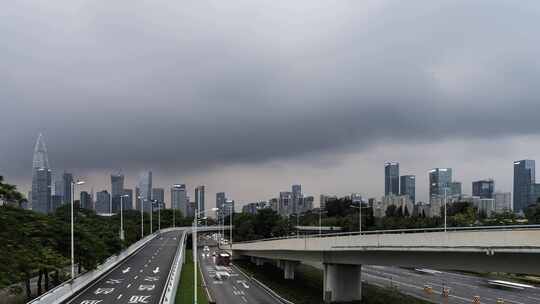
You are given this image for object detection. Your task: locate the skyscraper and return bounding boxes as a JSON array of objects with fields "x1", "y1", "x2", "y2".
[
  {"x1": 429, "y1": 168, "x2": 453, "y2": 201},
  {"x1": 31, "y1": 134, "x2": 52, "y2": 214},
  {"x1": 62, "y1": 172, "x2": 73, "y2": 205},
  {"x1": 152, "y1": 188, "x2": 165, "y2": 204},
  {"x1": 385, "y1": 162, "x2": 400, "y2": 196},
  {"x1": 171, "y1": 184, "x2": 188, "y2": 216},
  {"x1": 95, "y1": 190, "x2": 111, "y2": 214},
  {"x1": 138, "y1": 171, "x2": 152, "y2": 213},
  {"x1": 514, "y1": 160, "x2": 535, "y2": 212},
  {"x1": 123, "y1": 189, "x2": 133, "y2": 210},
  {"x1": 292, "y1": 184, "x2": 303, "y2": 214},
  {"x1": 472, "y1": 179, "x2": 495, "y2": 199},
  {"x1": 80, "y1": 191, "x2": 93, "y2": 210},
  {"x1": 450, "y1": 182, "x2": 462, "y2": 197},
  {"x1": 216, "y1": 192, "x2": 226, "y2": 210},
  {"x1": 111, "y1": 173, "x2": 124, "y2": 213},
  {"x1": 195, "y1": 185, "x2": 205, "y2": 213},
  {"x1": 279, "y1": 191, "x2": 293, "y2": 216},
  {"x1": 400, "y1": 175, "x2": 416, "y2": 203}
]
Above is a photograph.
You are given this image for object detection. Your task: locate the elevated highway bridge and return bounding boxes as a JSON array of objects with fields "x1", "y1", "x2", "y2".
[{"x1": 232, "y1": 225, "x2": 540, "y2": 302}]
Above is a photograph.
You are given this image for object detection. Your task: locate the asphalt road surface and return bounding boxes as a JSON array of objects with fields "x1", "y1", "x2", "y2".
[
  {"x1": 62, "y1": 230, "x2": 184, "y2": 304},
  {"x1": 362, "y1": 265, "x2": 540, "y2": 304},
  {"x1": 199, "y1": 245, "x2": 282, "y2": 304}
]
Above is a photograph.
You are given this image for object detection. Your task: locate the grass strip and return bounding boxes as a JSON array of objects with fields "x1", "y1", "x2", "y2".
[{"x1": 175, "y1": 249, "x2": 209, "y2": 304}]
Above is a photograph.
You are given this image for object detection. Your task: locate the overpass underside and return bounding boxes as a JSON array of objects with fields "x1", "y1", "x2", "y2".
[{"x1": 233, "y1": 229, "x2": 540, "y2": 303}]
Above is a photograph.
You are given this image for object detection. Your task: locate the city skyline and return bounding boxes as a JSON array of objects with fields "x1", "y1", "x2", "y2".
[{"x1": 19, "y1": 132, "x2": 538, "y2": 210}]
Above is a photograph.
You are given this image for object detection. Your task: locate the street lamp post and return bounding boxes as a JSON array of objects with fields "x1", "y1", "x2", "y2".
[
  {"x1": 319, "y1": 209, "x2": 328, "y2": 237},
  {"x1": 444, "y1": 188, "x2": 448, "y2": 232},
  {"x1": 150, "y1": 200, "x2": 153, "y2": 234},
  {"x1": 193, "y1": 207, "x2": 219, "y2": 304},
  {"x1": 138, "y1": 196, "x2": 145, "y2": 239},
  {"x1": 158, "y1": 200, "x2": 161, "y2": 232},
  {"x1": 120, "y1": 194, "x2": 129, "y2": 241},
  {"x1": 70, "y1": 179, "x2": 85, "y2": 279},
  {"x1": 351, "y1": 203, "x2": 369, "y2": 235}
]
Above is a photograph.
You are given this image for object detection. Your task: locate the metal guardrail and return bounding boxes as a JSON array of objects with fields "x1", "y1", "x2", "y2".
[
  {"x1": 234, "y1": 224, "x2": 540, "y2": 244},
  {"x1": 159, "y1": 230, "x2": 187, "y2": 304}
]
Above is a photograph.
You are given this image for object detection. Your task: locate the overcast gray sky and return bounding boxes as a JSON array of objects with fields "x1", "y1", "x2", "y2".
[{"x1": 2, "y1": 0, "x2": 540, "y2": 207}]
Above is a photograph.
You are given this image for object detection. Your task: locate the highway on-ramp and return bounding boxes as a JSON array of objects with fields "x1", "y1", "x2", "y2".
[{"x1": 62, "y1": 230, "x2": 184, "y2": 304}]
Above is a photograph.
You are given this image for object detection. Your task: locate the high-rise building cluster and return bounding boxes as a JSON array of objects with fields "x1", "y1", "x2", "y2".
[
  {"x1": 369, "y1": 160, "x2": 539, "y2": 219},
  {"x1": 28, "y1": 134, "x2": 206, "y2": 217},
  {"x1": 239, "y1": 184, "x2": 314, "y2": 216}
]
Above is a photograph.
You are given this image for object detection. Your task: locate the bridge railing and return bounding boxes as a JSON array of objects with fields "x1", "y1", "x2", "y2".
[
  {"x1": 159, "y1": 230, "x2": 187, "y2": 304},
  {"x1": 233, "y1": 224, "x2": 540, "y2": 245}
]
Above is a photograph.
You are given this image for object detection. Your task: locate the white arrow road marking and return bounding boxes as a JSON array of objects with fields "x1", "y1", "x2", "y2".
[
  {"x1": 237, "y1": 280, "x2": 250, "y2": 289},
  {"x1": 122, "y1": 267, "x2": 131, "y2": 274},
  {"x1": 117, "y1": 294, "x2": 123, "y2": 300},
  {"x1": 153, "y1": 267, "x2": 160, "y2": 274}
]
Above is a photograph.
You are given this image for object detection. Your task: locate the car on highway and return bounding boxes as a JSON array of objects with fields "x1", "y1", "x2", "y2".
[
  {"x1": 203, "y1": 245, "x2": 210, "y2": 253},
  {"x1": 215, "y1": 271, "x2": 231, "y2": 280}
]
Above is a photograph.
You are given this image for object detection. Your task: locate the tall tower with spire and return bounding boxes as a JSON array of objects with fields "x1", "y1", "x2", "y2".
[{"x1": 31, "y1": 133, "x2": 52, "y2": 213}]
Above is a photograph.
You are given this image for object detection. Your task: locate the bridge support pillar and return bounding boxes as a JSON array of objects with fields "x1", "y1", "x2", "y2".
[
  {"x1": 323, "y1": 264, "x2": 362, "y2": 303},
  {"x1": 283, "y1": 261, "x2": 298, "y2": 280}
]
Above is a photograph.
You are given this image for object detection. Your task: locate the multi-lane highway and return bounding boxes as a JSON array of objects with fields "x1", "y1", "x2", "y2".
[
  {"x1": 199, "y1": 245, "x2": 282, "y2": 304},
  {"x1": 302, "y1": 262, "x2": 540, "y2": 304},
  {"x1": 62, "y1": 230, "x2": 184, "y2": 304},
  {"x1": 362, "y1": 265, "x2": 540, "y2": 304}
]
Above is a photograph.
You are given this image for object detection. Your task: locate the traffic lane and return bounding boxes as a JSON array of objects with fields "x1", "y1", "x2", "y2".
[
  {"x1": 199, "y1": 247, "x2": 282, "y2": 304},
  {"x1": 363, "y1": 266, "x2": 540, "y2": 304},
  {"x1": 64, "y1": 230, "x2": 183, "y2": 304}
]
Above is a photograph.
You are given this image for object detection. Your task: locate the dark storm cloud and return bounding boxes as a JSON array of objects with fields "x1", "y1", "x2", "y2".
[{"x1": 1, "y1": 0, "x2": 540, "y2": 181}]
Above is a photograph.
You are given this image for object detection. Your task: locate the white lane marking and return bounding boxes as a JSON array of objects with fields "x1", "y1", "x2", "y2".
[
  {"x1": 122, "y1": 267, "x2": 131, "y2": 274},
  {"x1": 153, "y1": 267, "x2": 160, "y2": 274},
  {"x1": 144, "y1": 276, "x2": 159, "y2": 282},
  {"x1": 241, "y1": 296, "x2": 248, "y2": 303},
  {"x1": 140, "y1": 269, "x2": 143, "y2": 273},
  {"x1": 117, "y1": 294, "x2": 123, "y2": 300},
  {"x1": 127, "y1": 283, "x2": 132, "y2": 288},
  {"x1": 94, "y1": 288, "x2": 114, "y2": 295},
  {"x1": 80, "y1": 301, "x2": 103, "y2": 304},
  {"x1": 138, "y1": 284, "x2": 156, "y2": 291},
  {"x1": 134, "y1": 276, "x2": 138, "y2": 280}
]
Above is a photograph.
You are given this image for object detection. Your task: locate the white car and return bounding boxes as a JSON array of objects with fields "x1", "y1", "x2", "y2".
[{"x1": 215, "y1": 271, "x2": 230, "y2": 280}]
